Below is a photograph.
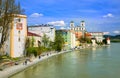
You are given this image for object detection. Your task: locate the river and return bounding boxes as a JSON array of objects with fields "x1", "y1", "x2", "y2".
[{"x1": 10, "y1": 43, "x2": 120, "y2": 78}]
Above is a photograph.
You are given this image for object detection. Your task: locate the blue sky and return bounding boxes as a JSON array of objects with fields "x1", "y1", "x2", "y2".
[{"x1": 18, "y1": 0, "x2": 120, "y2": 35}]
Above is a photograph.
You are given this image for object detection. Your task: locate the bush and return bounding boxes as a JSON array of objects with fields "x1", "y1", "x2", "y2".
[{"x1": 26, "y1": 47, "x2": 37, "y2": 57}]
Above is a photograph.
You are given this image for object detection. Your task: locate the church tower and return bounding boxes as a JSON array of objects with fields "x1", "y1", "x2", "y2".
[
  {"x1": 80, "y1": 21, "x2": 86, "y2": 38},
  {"x1": 70, "y1": 21, "x2": 74, "y2": 30},
  {"x1": 80, "y1": 21, "x2": 86, "y2": 31},
  {"x1": 81, "y1": 20, "x2": 85, "y2": 27}
]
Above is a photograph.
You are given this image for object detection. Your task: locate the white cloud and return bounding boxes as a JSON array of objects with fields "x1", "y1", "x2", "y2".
[
  {"x1": 103, "y1": 32, "x2": 110, "y2": 35},
  {"x1": 113, "y1": 30, "x2": 120, "y2": 34},
  {"x1": 103, "y1": 13, "x2": 114, "y2": 18},
  {"x1": 60, "y1": 27, "x2": 65, "y2": 30},
  {"x1": 47, "y1": 20, "x2": 65, "y2": 26},
  {"x1": 67, "y1": 27, "x2": 70, "y2": 29},
  {"x1": 30, "y1": 13, "x2": 43, "y2": 17}
]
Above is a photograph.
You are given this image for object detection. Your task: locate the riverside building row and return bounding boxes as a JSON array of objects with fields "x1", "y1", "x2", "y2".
[{"x1": 0, "y1": 14, "x2": 105, "y2": 58}]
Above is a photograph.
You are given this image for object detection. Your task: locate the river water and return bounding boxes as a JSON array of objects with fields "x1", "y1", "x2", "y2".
[{"x1": 10, "y1": 43, "x2": 120, "y2": 78}]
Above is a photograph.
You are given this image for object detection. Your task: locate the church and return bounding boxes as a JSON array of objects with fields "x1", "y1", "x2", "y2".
[{"x1": 70, "y1": 20, "x2": 86, "y2": 39}]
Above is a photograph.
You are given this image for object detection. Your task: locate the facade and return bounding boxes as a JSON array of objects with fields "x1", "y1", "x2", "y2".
[
  {"x1": 89, "y1": 32, "x2": 104, "y2": 42},
  {"x1": 56, "y1": 30, "x2": 76, "y2": 50},
  {"x1": 5, "y1": 14, "x2": 27, "y2": 57},
  {"x1": 106, "y1": 37, "x2": 110, "y2": 45},
  {"x1": 28, "y1": 25, "x2": 55, "y2": 42},
  {"x1": 70, "y1": 21, "x2": 86, "y2": 47},
  {"x1": 27, "y1": 32, "x2": 41, "y2": 47},
  {"x1": 70, "y1": 21, "x2": 86, "y2": 39},
  {"x1": 70, "y1": 30, "x2": 76, "y2": 49},
  {"x1": 91, "y1": 38, "x2": 96, "y2": 46},
  {"x1": 56, "y1": 30, "x2": 69, "y2": 50}
]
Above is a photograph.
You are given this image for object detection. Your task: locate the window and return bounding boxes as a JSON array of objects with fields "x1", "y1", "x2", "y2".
[
  {"x1": 18, "y1": 37, "x2": 20, "y2": 42},
  {"x1": 71, "y1": 24, "x2": 73, "y2": 27},
  {"x1": 18, "y1": 30, "x2": 20, "y2": 34},
  {"x1": 82, "y1": 24, "x2": 83, "y2": 26},
  {"x1": 18, "y1": 18, "x2": 21, "y2": 22}
]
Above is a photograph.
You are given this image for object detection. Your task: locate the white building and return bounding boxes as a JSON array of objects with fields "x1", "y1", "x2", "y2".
[
  {"x1": 70, "y1": 21, "x2": 86, "y2": 38},
  {"x1": 107, "y1": 37, "x2": 110, "y2": 45},
  {"x1": 4, "y1": 14, "x2": 27, "y2": 57},
  {"x1": 70, "y1": 30, "x2": 76, "y2": 49},
  {"x1": 91, "y1": 38, "x2": 96, "y2": 46},
  {"x1": 89, "y1": 32, "x2": 104, "y2": 42},
  {"x1": 28, "y1": 25, "x2": 55, "y2": 42}
]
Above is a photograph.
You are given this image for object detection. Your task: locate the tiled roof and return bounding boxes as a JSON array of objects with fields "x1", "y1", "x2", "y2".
[
  {"x1": 27, "y1": 32, "x2": 41, "y2": 37},
  {"x1": 28, "y1": 24, "x2": 53, "y2": 27},
  {"x1": 89, "y1": 32, "x2": 103, "y2": 33},
  {"x1": 85, "y1": 33, "x2": 92, "y2": 36}
]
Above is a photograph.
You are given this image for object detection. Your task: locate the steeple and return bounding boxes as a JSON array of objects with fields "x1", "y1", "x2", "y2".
[
  {"x1": 81, "y1": 20, "x2": 85, "y2": 27},
  {"x1": 70, "y1": 21, "x2": 74, "y2": 29}
]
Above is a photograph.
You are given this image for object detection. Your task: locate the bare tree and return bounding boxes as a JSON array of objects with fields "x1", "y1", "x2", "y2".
[{"x1": 0, "y1": 0, "x2": 23, "y2": 55}]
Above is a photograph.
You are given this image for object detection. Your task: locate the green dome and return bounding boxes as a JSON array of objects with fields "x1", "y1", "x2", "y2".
[
  {"x1": 81, "y1": 20, "x2": 85, "y2": 22},
  {"x1": 70, "y1": 21, "x2": 74, "y2": 23}
]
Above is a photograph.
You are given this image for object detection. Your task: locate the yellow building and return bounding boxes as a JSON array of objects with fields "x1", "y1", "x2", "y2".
[
  {"x1": 27, "y1": 32, "x2": 41, "y2": 47},
  {"x1": 5, "y1": 14, "x2": 27, "y2": 57}
]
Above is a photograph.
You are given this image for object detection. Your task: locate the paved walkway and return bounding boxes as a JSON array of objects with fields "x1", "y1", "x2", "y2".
[{"x1": 0, "y1": 50, "x2": 71, "y2": 78}]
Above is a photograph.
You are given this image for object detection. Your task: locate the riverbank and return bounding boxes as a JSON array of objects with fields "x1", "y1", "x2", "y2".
[{"x1": 0, "y1": 50, "x2": 71, "y2": 78}]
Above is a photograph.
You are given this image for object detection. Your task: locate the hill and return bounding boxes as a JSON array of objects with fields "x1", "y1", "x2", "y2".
[{"x1": 104, "y1": 35, "x2": 120, "y2": 42}]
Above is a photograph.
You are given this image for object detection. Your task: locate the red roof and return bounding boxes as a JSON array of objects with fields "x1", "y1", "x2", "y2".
[
  {"x1": 85, "y1": 33, "x2": 91, "y2": 36},
  {"x1": 27, "y1": 32, "x2": 41, "y2": 37},
  {"x1": 107, "y1": 37, "x2": 110, "y2": 40}
]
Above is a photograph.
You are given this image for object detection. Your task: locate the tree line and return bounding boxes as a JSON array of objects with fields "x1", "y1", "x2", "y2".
[{"x1": 25, "y1": 33, "x2": 65, "y2": 57}]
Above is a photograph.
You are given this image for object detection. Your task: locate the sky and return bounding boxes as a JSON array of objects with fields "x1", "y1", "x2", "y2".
[{"x1": 18, "y1": 0, "x2": 120, "y2": 35}]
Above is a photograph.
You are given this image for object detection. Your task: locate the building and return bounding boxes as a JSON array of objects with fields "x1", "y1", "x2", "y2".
[
  {"x1": 70, "y1": 30, "x2": 76, "y2": 49},
  {"x1": 56, "y1": 30, "x2": 69, "y2": 50},
  {"x1": 70, "y1": 21, "x2": 86, "y2": 47},
  {"x1": 56, "y1": 30, "x2": 76, "y2": 50},
  {"x1": 5, "y1": 14, "x2": 27, "y2": 57},
  {"x1": 28, "y1": 25, "x2": 55, "y2": 42},
  {"x1": 91, "y1": 38, "x2": 96, "y2": 46},
  {"x1": 27, "y1": 32, "x2": 41, "y2": 47},
  {"x1": 89, "y1": 32, "x2": 104, "y2": 42},
  {"x1": 70, "y1": 21, "x2": 86, "y2": 39},
  {"x1": 106, "y1": 37, "x2": 110, "y2": 45}
]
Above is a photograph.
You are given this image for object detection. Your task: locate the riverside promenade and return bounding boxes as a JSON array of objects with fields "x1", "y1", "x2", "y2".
[{"x1": 0, "y1": 50, "x2": 71, "y2": 78}]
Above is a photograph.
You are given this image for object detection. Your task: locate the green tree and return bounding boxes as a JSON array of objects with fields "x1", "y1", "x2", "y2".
[
  {"x1": 0, "y1": 0, "x2": 23, "y2": 55},
  {"x1": 49, "y1": 41, "x2": 54, "y2": 50},
  {"x1": 54, "y1": 32, "x2": 64, "y2": 52},
  {"x1": 31, "y1": 37, "x2": 35, "y2": 47},
  {"x1": 24, "y1": 37, "x2": 31, "y2": 56},
  {"x1": 78, "y1": 37, "x2": 91, "y2": 44},
  {"x1": 42, "y1": 34, "x2": 49, "y2": 48},
  {"x1": 26, "y1": 47, "x2": 37, "y2": 57}
]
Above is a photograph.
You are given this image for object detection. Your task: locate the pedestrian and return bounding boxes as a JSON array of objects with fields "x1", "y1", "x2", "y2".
[
  {"x1": 25, "y1": 60, "x2": 27, "y2": 65},
  {"x1": 39, "y1": 55, "x2": 41, "y2": 59},
  {"x1": 47, "y1": 53, "x2": 49, "y2": 56}
]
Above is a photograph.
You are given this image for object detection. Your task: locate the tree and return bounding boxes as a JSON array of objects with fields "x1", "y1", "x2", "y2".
[
  {"x1": 78, "y1": 37, "x2": 91, "y2": 44},
  {"x1": 31, "y1": 37, "x2": 35, "y2": 47},
  {"x1": 0, "y1": 0, "x2": 23, "y2": 55},
  {"x1": 54, "y1": 32, "x2": 64, "y2": 52},
  {"x1": 49, "y1": 41, "x2": 54, "y2": 50},
  {"x1": 42, "y1": 34, "x2": 49, "y2": 48},
  {"x1": 24, "y1": 37, "x2": 31, "y2": 56}
]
